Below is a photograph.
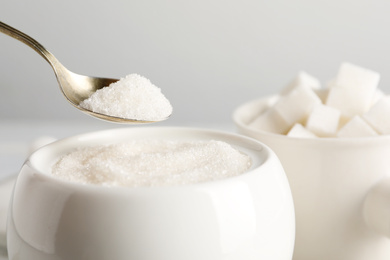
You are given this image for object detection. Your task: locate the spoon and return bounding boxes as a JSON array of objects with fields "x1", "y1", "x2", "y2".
[{"x1": 0, "y1": 21, "x2": 166, "y2": 123}]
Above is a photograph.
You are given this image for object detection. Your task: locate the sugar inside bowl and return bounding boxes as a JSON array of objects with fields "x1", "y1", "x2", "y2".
[{"x1": 7, "y1": 127, "x2": 295, "y2": 260}]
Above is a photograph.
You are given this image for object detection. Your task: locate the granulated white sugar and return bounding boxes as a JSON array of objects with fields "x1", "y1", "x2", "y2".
[
  {"x1": 79, "y1": 74, "x2": 172, "y2": 121},
  {"x1": 51, "y1": 140, "x2": 252, "y2": 187}
]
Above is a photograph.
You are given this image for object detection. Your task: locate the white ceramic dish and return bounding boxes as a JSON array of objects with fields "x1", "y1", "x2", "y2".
[
  {"x1": 7, "y1": 127, "x2": 295, "y2": 260},
  {"x1": 234, "y1": 97, "x2": 390, "y2": 260}
]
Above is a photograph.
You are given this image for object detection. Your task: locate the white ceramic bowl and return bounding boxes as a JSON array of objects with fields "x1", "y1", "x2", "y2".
[
  {"x1": 233, "y1": 97, "x2": 390, "y2": 260},
  {"x1": 7, "y1": 127, "x2": 295, "y2": 260}
]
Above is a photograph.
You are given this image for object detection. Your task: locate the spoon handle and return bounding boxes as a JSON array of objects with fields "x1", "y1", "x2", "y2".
[{"x1": 0, "y1": 21, "x2": 61, "y2": 69}]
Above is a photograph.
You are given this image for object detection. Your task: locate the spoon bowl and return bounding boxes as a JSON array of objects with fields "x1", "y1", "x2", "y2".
[{"x1": 0, "y1": 21, "x2": 165, "y2": 123}]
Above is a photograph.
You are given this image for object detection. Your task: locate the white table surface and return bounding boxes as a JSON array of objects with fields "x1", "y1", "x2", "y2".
[{"x1": 0, "y1": 120, "x2": 234, "y2": 259}]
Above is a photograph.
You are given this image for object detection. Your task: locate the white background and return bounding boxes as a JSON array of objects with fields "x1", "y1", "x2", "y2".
[{"x1": 1, "y1": 0, "x2": 390, "y2": 126}]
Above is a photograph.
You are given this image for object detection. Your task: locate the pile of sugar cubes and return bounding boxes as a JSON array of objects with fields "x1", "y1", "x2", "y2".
[{"x1": 249, "y1": 62, "x2": 390, "y2": 138}]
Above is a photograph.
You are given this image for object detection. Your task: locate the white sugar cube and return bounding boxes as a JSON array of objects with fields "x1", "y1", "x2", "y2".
[
  {"x1": 287, "y1": 123, "x2": 317, "y2": 138},
  {"x1": 337, "y1": 116, "x2": 378, "y2": 138},
  {"x1": 335, "y1": 62, "x2": 380, "y2": 91},
  {"x1": 326, "y1": 87, "x2": 375, "y2": 117},
  {"x1": 363, "y1": 97, "x2": 390, "y2": 134},
  {"x1": 306, "y1": 104, "x2": 341, "y2": 137},
  {"x1": 326, "y1": 63, "x2": 380, "y2": 118},
  {"x1": 274, "y1": 85, "x2": 322, "y2": 126},
  {"x1": 249, "y1": 108, "x2": 290, "y2": 134},
  {"x1": 281, "y1": 71, "x2": 321, "y2": 95}
]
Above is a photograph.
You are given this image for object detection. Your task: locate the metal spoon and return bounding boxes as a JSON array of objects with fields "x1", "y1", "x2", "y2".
[{"x1": 0, "y1": 21, "x2": 167, "y2": 123}]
